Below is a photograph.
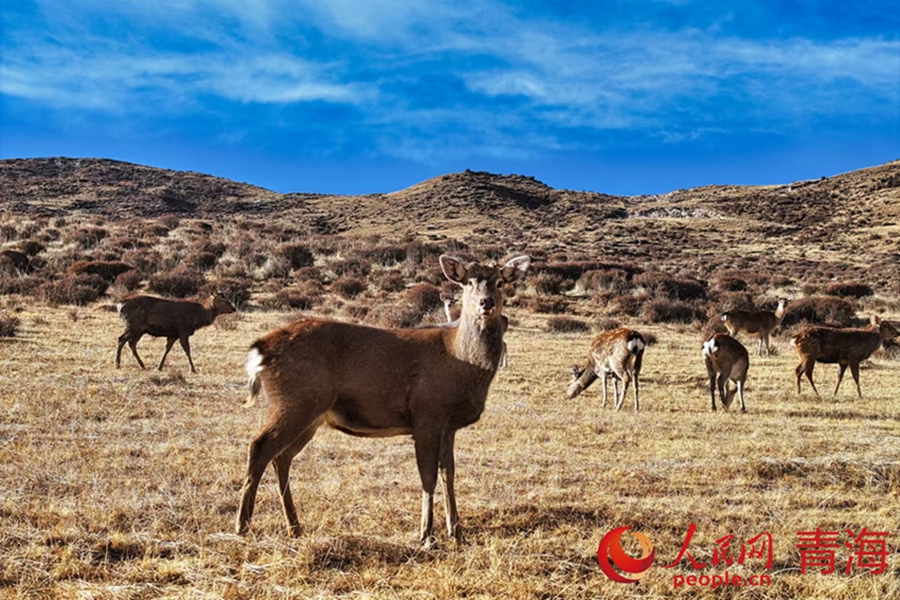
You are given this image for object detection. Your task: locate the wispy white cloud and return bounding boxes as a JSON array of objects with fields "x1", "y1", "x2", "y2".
[{"x1": 3, "y1": 0, "x2": 898, "y2": 162}]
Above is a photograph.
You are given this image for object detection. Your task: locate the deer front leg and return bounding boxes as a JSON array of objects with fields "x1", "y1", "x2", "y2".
[
  {"x1": 414, "y1": 430, "x2": 441, "y2": 548},
  {"x1": 439, "y1": 430, "x2": 461, "y2": 543}
]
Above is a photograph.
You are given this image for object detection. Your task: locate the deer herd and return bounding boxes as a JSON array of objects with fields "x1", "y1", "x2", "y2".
[{"x1": 104, "y1": 255, "x2": 898, "y2": 544}]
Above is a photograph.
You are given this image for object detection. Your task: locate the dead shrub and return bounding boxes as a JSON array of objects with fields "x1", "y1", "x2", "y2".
[
  {"x1": 782, "y1": 296, "x2": 857, "y2": 327},
  {"x1": 546, "y1": 316, "x2": 590, "y2": 333},
  {"x1": 214, "y1": 278, "x2": 253, "y2": 310},
  {"x1": 19, "y1": 240, "x2": 45, "y2": 257},
  {"x1": 184, "y1": 251, "x2": 218, "y2": 272},
  {"x1": 641, "y1": 299, "x2": 706, "y2": 324},
  {"x1": 635, "y1": 272, "x2": 708, "y2": 301},
  {"x1": 577, "y1": 269, "x2": 632, "y2": 294},
  {"x1": 112, "y1": 270, "x2": 143, "y2": 294},
  {"x1": 528, "y1": 296, "x2": 568, "y2": 314},
  {"x1": 276, "y1": 242, "x2": 315, "y2": 270},
  {"x1": 0, "y1": 312, "x2": 20, "y2": 337},
  {"x1": 405, "y1": 283, "x2": 443, "y2": 313},
  {"x1": 40, "y1": 277, "x2": 104, "y2": 306},
  {"x1": 331, "y1": 257, "x2": 372, "y2": 278},
  {"x1": 716, "y1": 276, "x2": 749, "y2": 292},
  {"x1": 594, "y1": 317, "x2": 622, "y2": 331},
  {"x1": 67, "y1": 261, "x2": 134, "y2": 282},
  {"x1": 332, "y1": 276, "x2": 367, "y2": 299},
  {"x1": 374, "y1": 270, "x2": 407, "y2": 293},
  {"x1": 147, "y1": 268, "x2": 206, "y2": 298},
  {"x1": 65, "y1": 226, "x2": 108, "y2": 249},
  {"x1": 357, "y1": 244, "x2": 407, "y2": 266},
  {"x1": 609, "y1": 294, "x2": 647, "y2": 317},
  {"x1": 823, "y1": 282, "x2": 874, "y2": 299},
  {"x1": 365, "y1": 304, "x2": 428, "y2": 328},
  {"x1": 529, "y1": 272, "x2": 566, "y2": 295}
]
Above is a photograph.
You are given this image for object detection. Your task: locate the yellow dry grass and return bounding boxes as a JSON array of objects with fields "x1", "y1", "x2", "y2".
[{"x1": 1, "y1": 305, "x2": 898, "y2": 599}]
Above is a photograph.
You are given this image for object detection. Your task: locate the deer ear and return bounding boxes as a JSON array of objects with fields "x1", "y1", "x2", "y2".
[
  {"x1": 440, "y1": 255, "x2": 468, "y2": 286},
  {"x1": 500, "y1": 256, "x2": 531, "y2": 283}
]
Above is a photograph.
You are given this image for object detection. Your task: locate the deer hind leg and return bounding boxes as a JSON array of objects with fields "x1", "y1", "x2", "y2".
[
  {"x1": 600, "y1": 371, "x2": 609, "y2": 408},
  {"x1": 178, "y1": 335, "x2": 196, "y2": 374},
  {"x1": 717, "y1": 373, "x2": 733, "y2": 409},
  {"x1": 438, "y1": 430, "x2": 461, "y2": 543},
  {"x1": 632, "y1": 369, "x2": 640, "y2": 412},
  {"x1": 414, "y1": 428, "x2": 442, "y2": 548},
  {"x1": 802, "y1": 362, "x2": 820, "y2": 398},
  {"x1": 706, "y1": 359, "x2": 718, "y2": 411},
  {"x1": 736, "y1": 379, "x2": 746, "y2": 413},
  {"x1": 757, "y1": 337, "x2": 764, "y2": 358},
  {"x1": 833, "y1": 363, "x2": 848, "y2": 397},
  {"x1": 116, "y1": 332, "x2": 130, "y2": 368},
  {"x1": 128, "y1": 334, "x2": 146, "y2": 370},
  {"x1": 762, "y1": 334, "x2": 771, "y2": 358},
  {"x1": 849, "y1": 362, "x2": 863, "y2": 398},
  {"x1": 271, "y1": 418, "x2": 323, "y2": 537},
  {"x1": 237, "y1": 408, "x2": 325, "y2": 536},
  {"x1": 157, "y1": 337, "x2": 177, "y2": 371},
  {"x1": 614, "y1": 373, "x2": 631, "y2": 411}
]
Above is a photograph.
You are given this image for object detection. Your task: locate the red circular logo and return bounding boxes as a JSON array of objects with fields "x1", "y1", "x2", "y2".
[{"x1": 597, "y1": 526, "x2": 655, "y2": 583}]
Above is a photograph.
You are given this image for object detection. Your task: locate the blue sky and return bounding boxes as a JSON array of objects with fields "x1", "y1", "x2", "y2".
[{"x1": 1, "y1": 1, "x2": 898, "y2": 196}]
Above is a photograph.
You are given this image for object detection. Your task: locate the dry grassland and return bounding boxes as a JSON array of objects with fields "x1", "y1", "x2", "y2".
[{"x1": 1, "y1": 305, "x2": 898, "y2": 599}]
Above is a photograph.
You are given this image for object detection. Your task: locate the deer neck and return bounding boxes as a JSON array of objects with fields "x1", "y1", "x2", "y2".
[{"x1": 451, "y1": 311, "x2": 505, "y2": 371}]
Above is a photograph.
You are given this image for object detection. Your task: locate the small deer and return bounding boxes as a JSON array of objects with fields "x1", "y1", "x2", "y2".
[
  {"x1": 791, "y1": 315, "x2": 899, "y2": 398},
  {"x1": 115, "y1": 293, "x2": 236, "y2": 373},
  {"x1": 702, "y1": 333, "x2": 749, "y2": 412},
  {"x1": 237, "y1": 255, "x2": 530, "y2": 545},
  {"x1": 722, "y1": 298, "x2": 788, "y2": 357},
  {"x1": 567, "y1": 328, "x2": 645, "y2": 411},
  {"x1": 0, "y1": 250, "x2": 30, "y2": 274}
]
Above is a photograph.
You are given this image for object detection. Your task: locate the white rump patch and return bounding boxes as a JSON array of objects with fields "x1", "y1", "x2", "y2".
[
  {"x1": 721, "y1": 314, "x2": 728, "y2": 322},
  {"x1": 702, "y1": 339, "x2": 717, "y2": 358},
  {"x1": 246, "y1": 347, "x2": 264, "y2": 382},
  {"x1": 627, "y1": 338, "x2": 645, "y2": 354},
  {"x1": 116, "y1": 302, "x2": 125, "y2": 315}
]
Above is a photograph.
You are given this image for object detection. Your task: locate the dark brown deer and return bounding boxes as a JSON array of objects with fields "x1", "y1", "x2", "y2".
[
  {"x1": 792, "y1": 315, "x2": 898, "y2": 398},
  {"x1": 237, "y1": 255, "x2": 530, "y2": 546},
  {"x1": 567, "y1": 328, "x2": 645, "y2": 411},
  {"x1": 0, "y1": 250, "x2": 30, "y2": 274},
  {"x1": 721, "y1": 298, "x2": 787, "y2": 357},
  {"x1": 702, "y1": 333, "x2": 749, "y2": 412},
  {"x1": 115, "y1": 294, "x2": 235, "y2": 373}
]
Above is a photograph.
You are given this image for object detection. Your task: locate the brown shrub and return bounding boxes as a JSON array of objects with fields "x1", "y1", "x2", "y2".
[
  {"x1": 147, "y1": 268, "x2": 206, "y2": 298},
  {"x1": 65, "y1": 226, "x2": 108, "y2": 249},
  {"x1": 546, "y1": 316, "x2": 590, "y2": 333},
  {"x1": 716, "y1": 276, "x2": 748, "y2": 292},
  {"x1": 332, "y1": 276, "x2": 367, "y2": 299},
  {"x1": 405, "y1": 283, "x2": 443, "y2": 312},
  {"x1": 40, "y1": 276, "x2": 104, "y2": 306},
  {"x1": 527, "y1": 297, "x2": 568, "y2": 314},
  {"x1": 782, "y1": 296, "x2": 857, "y2": 327},
  {"x1": 276, "y1": 242, "x2": 315, "y2": 270},
  {"x1": 823, "y1": 282, "x2": 874, "y2": 299},
  {"x1": 331, "y1": 257, "x2": 372, "y2": 278},
  {"x1": 214, "y1": 278, "x2": 252, "y2": 310},
  {"x1": 374, "y1": 270, "x2": 407, "y2": 293},
  {"x1": 641, "y1": 299, "x2": 706, "y2": 324},
  {"x1": 577, "y1": 269, "x2": 632, "y2": 294},
  {"x1": 67, "y1": 261, "x2": 134, "y2": 282},
  {"x1": 0, "y1": 312, "x2": 20, "y2": 337},
  {"x1": 113, "y1": 270, "x2": 142, "y2": 293},
  {"x1": 634, "y1": 272, "x2": 708, "y2": 301},
  {"x1": 184, "y1": 251, "x2": 218, "y2": 272},
  {"x1": 609, "y1": 294, "x2": 647, "y2": 317},
  {"x1": 365, "y1": 304, "x2": 429, "y2": 328},
  {"x1": 529, "y1": 272, "x2": 566, "y2": 295},
  {"x1": 357, "y1": 244, "x2": 407, "y2": 266},
  {"x1": 19, "y1": 240, "x2": 45, "y2": 257}
]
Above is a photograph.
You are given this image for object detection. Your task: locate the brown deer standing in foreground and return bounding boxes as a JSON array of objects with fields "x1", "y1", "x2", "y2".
[
  {"x1": 702, "y1": 333, "x2": 749, "y2": 412},
  {"x1": 116, "y1": 294, "x2": 235, "y2": 373},
  {"x1": 722, "y1": 298, "x2": 788, "y2": 358},
  {"x1": 237, "y1": 255, "x2": 530, "y2": 545},
  {"x1": 567, "y1": 328, "x2": 645, "y2": 411},
  {"x1": 792, "y1": 315, "x2": 898, "y2": 398}
]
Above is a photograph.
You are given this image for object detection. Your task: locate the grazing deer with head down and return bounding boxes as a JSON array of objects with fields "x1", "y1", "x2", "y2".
[
  {"x1": 702, "y1": 333, "x2": 749, "y2": 412},
  {"x1": 792, "y1": 315, "x2": 898, "y2": 398},
  {"x1": 722, "y1": 298, "x2": 788, "y2": 358},
  {"x1": 566, "y1": 328, "x2": 645, "y2": 411},
  {"x1": 237, "y1": 255, "x2": 530, "y2": 545},
  {"x1": 116, "y1": 293, "x2": 236, "y2": 373},
  {"x1": 0, "y1": 250, "x2": 30, "y2": 274}
]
